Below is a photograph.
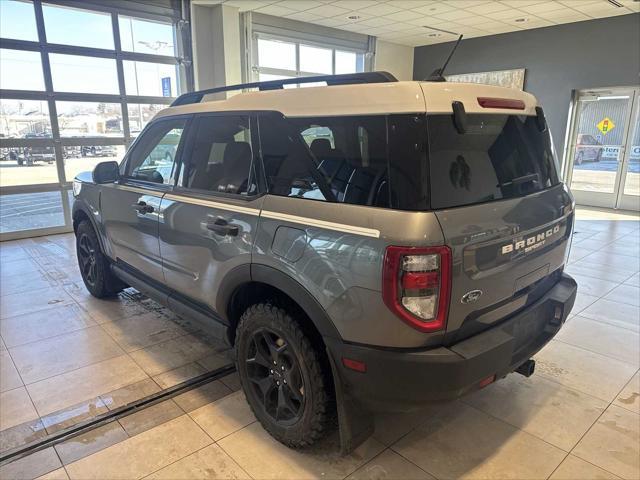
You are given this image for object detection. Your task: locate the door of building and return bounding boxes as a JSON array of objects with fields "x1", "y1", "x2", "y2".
[{"x1": 564, "y1": 87, "x2": 640, "y2": 211}]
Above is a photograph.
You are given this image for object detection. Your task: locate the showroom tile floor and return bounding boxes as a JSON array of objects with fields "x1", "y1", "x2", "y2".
[{"x1": 0, "y1": 206, "x2": 638, "y2": 480}]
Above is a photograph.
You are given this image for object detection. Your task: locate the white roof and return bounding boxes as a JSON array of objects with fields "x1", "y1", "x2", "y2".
[{"x1": 155, "y1": 81, "x2": 539, "y2": 120}]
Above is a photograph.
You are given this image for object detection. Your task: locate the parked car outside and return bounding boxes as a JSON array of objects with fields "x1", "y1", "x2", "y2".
[{"x1": 574, "y1": 133, "x2": 603, "y2": 164}]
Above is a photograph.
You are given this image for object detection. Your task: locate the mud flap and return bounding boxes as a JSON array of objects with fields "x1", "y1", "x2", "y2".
[{"x1": 327, "y1": 349, "x2": 374, "y2": 455}]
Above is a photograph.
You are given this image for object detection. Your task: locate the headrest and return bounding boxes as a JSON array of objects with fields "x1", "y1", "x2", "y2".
[
  {"x1": 310, "y1": 138, "x2": 332, "y2": 158},
  {"x1": 223, "y1": 141, "x2": 252, "y2": 166}
]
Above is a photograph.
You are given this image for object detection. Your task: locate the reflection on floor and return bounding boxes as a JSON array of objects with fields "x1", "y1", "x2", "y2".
[{"x1": 0, "y1": 206, "x2": 638, "y2": 479}]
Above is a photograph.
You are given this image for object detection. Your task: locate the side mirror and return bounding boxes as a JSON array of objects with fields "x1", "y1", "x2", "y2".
[{"x1": 92, "y1": 161, "x2": 119, "y2": 184}]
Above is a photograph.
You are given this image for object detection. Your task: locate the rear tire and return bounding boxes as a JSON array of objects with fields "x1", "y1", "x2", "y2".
[
  {"x1": 236, "y1": 303, "x2": 332, "y2": 448},
  {"x1": 76, "y1": 220, "x2": 125, "y2": 298}
]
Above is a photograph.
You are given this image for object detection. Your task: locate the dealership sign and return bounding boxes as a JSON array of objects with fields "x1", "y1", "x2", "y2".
[{"x1": 601, "y1": 145, "x2": 640, "y2": 160}]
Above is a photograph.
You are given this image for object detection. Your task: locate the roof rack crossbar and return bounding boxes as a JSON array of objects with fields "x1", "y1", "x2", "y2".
[{"x1": 171, "y1": 71, "x2": 398, "y2": 106}]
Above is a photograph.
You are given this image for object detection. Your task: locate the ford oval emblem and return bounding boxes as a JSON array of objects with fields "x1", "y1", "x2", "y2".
[{"x1": 461, "y1": 290, "x2": 483, "y2": 304}]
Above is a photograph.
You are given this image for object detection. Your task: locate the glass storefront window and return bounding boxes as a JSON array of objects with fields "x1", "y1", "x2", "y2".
[
  {"x1": 255, "y1": 37, "x2": 365, "y2": 82},
  {"x1": 0, "y1": 191, "x2": 65, "y2": 233},
  {"x1": 623, "y1": 112, "x2": 640, "y2": 197},
  {"x1": 257, "y1": 38, "x2": 296, "y2": 71},
  {"x1": 119, "y1": 16, "x2": 175, "y2": 57},
  {"x1": 570, "y1": 96, "x2": 630, "y2": 194},
  {"x1": 335, "y1": 50, "x2": 358, "y2": 74},
  {"x1": 0, "y1": 143, "x2": 58, "y2": 187},
  {"x1": 127, "y1": 103, "x2": 167, "y2": 137},
  {"x1": 0, "y1": 0, "x2": 38, "y2": 42},
  {"x1": 123, "y1": 61, "x2": 178, "y2": 97},
  {"x1": 56, "y1": 102, "x2": 123, "y2": 137},
  {"x1": 42, "y1": 4, "x2": 114, "y2": 50},
  {"x1": 0, "y1": 99, "x2": 51, "y2": 138},
  {"x1": 0, "y1": 3, "x2": 185, "y2": 238},
  {"x1": 0, "y1": 49, "x2": 45, "y2": 91},
  {"x1": 258, "y1": 73, "x2": 294, "y2": 82},
  {"x1": 64, "y1": 144, "x2": 126, "y2": 182},
  {"x1": 300, "y1": 44, "x2": 332, "y2": 74},
  {"x1": 49, "y1": 54, "x2": 119, "y2": 94}
]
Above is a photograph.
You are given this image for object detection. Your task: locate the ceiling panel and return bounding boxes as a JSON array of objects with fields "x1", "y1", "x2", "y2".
[{"x1": 214, "y1": 0, "x2": 638, "y2": 46}]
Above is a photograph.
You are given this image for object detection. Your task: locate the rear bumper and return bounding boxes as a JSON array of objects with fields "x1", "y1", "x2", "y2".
[{"x1": 325, "y1": 273, "x2": 577, "y2": 412}]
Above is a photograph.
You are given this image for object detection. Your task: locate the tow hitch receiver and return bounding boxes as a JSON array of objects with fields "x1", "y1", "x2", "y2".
[{"x1": 515, "y1": 359, "x2": 536, "y2": 377}]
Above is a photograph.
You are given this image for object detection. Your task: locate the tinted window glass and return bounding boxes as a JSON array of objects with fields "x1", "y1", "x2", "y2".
[
  {"x1": 427, "y1": 114, "x2": 559, "y2": 209},
  {"x1": 259, "y1": 114, "x2": 389, "y2": 207},
  {"x1": 181, "y1": 115, "x2": 255, "y2": 196},
  {"x1": 125, "y1": 119, "x2": 185, "y2": 184},
  {"x1": 388, "y1": 114, "x2": 429, "y2": 210}
]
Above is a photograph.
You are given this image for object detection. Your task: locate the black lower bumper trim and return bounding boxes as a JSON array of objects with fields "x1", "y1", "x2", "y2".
[{"x1": 326, "y1": 273, "x2": 577, "y2": 412}]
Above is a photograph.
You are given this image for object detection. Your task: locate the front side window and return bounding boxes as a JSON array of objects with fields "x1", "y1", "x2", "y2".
[
  {"x1": 180, "y1": 115, "x2": 256, "y2": 196},
  {"x1": 259, "y1": 114, "x2": 389, "y2": 207},
  {"x1": 125, "y1": 119, "x2": 186, "y2": 184}
]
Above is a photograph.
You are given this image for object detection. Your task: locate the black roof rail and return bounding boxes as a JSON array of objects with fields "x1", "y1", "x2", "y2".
[{"x1": 171, "y1": 71, "x2": 398, "y2": 107}]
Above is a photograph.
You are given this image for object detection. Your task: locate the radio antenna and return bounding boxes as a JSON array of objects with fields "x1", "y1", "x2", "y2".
[{"x1": 426, "y1": 33, "x2": 464, "y2": 82}]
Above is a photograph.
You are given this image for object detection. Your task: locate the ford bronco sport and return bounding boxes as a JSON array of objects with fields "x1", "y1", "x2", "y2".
[{"x1": 72, "y1": 72, "x2": 577, "y2": 452}]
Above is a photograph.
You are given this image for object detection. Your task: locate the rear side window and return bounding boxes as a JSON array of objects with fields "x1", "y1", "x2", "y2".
[
  {"x1": 180, "y1": 115, "x2": 257, "y2": 196},
  {"x1": 427, "y1": 114, "x2": 559, "y2": 209},
  {"x1": 258, "y1": 114, "x2": 390, "y2": 207}
]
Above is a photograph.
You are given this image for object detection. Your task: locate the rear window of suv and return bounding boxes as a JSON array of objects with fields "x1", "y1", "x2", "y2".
[
  {"x1": 257, "y1": 112, "x2": 559, "y2": 211},
  {"x1": 427, "y1": 113, "x2": 560, "y2": 209}
]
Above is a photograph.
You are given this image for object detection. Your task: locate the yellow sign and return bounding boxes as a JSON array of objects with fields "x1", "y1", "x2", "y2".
[{"x1": 597, "y1": 117, "x2": 615, "y2": 135}]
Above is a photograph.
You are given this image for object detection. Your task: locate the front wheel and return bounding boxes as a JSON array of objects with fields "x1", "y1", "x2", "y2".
[
  {"x1": 76, "y1": 220, "x2": 125, "y2": 298},
  {"x1": 236, "y1": 303, "x2": 333, "y2": 448}
]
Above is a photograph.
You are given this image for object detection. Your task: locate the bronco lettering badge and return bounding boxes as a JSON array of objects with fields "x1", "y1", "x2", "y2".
[{"x1": 501, "y1": 225, "x2": 561, "y2": 255}]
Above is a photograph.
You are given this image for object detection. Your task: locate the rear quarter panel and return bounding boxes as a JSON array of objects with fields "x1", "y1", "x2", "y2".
[{"x1": 253, "y1": 194, "x2": 447, "y2": 348}]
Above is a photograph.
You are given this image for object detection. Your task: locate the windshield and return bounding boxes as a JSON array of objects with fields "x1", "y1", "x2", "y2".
[{"x1": 427, "y1": 113, "x2": 560, "y2": 209}]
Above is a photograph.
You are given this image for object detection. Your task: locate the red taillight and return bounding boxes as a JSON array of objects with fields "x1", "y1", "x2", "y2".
[
  {"x1": 382, "y1": 246, "x2": 452, "y2": 333},
  {"x1": 477, "y1": 97, "x2": 525, "y2": 110},
  {"x1": 402, "y1": 271, "x2": 439, "y2": 290}
]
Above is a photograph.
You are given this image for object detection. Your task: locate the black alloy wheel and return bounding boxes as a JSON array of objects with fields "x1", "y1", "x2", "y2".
[
  {"x1": 75, "y1": 220, "x2": 126, "y2": 298},
  {"x1": 77, "y1": 232, "x2": 98, "y2": 288},
  {"x1": 246, "y1": 328, "x2": 305, "y2": 424},
  {"x1": 236, "y1": 303, "x2": 332, "y2": 447}
]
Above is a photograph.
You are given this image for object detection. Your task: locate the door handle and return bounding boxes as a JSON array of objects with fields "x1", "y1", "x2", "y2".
[
  {"x1": 132, "y1": 201, "x2": 154, "y2": 214},
  {"x1": 206, "y1": 218, "x2": 239, "y2": 236}
]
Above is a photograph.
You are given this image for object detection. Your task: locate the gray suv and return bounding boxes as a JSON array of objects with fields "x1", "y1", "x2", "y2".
[{"x1": 72, "y1": 73, "x2": 577, "y2": 452}]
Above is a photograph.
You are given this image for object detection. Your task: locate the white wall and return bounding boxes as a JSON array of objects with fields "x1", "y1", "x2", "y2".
[
  {"x1": 374, "y1": 40, "x2": 414, "y2": 81},
  {"x1": 191, "y1": 2, "x2": 242, "y2": 93}
]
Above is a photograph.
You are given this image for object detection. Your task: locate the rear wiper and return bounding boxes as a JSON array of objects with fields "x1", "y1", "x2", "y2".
[{"x1": 497, "y1": 173, "x2": 540, "y2": 188}]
